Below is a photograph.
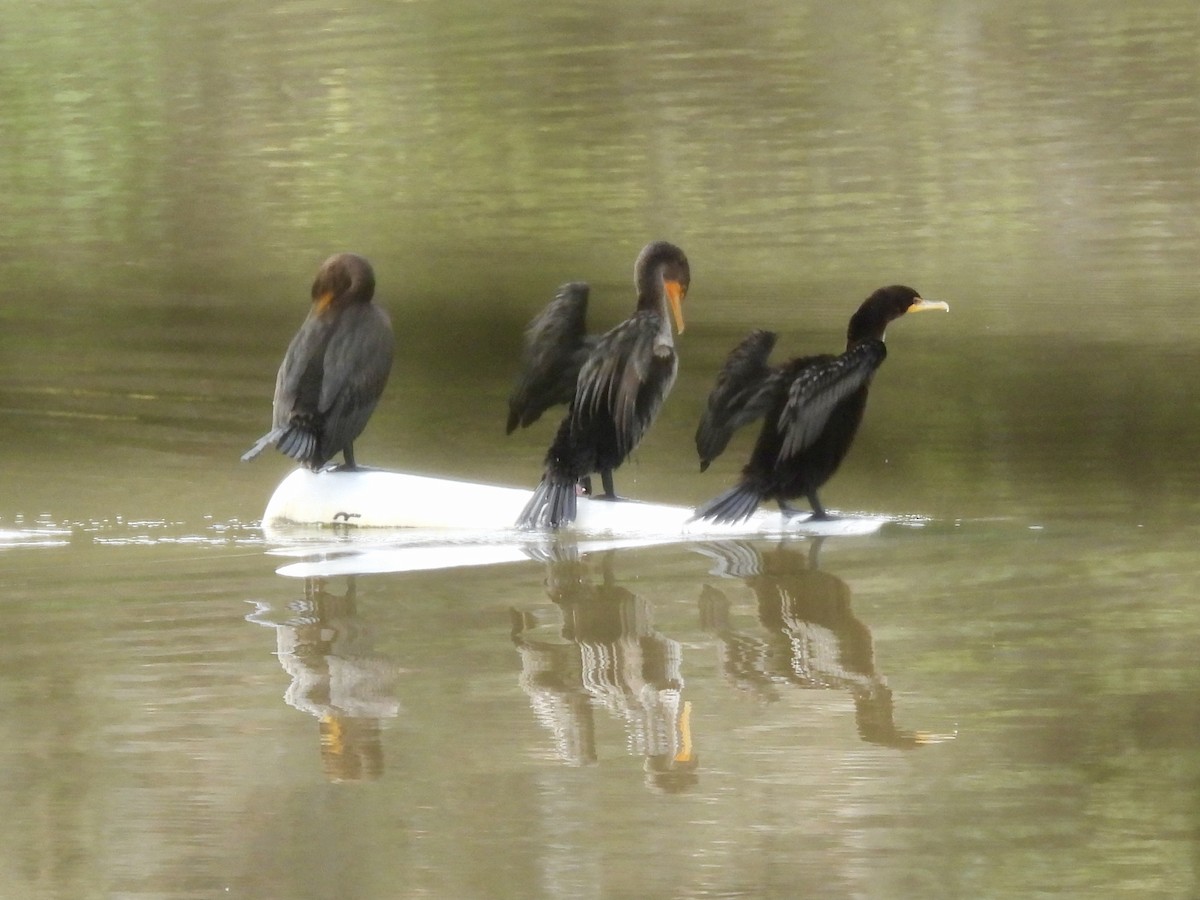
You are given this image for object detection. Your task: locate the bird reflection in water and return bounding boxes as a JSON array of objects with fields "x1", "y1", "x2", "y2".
[
  {"x1": 246, "y1": 577, "x2": 402, "y2": 781},
  {"x1": 511, "y1": 547, "x2": 699, "y2": 792},
  {"x1": 697, "y1": 540, "x2": 948, "y2": 749}
]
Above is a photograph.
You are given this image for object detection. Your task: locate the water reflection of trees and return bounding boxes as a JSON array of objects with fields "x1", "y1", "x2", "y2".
[
  {"x1": 697, "y1": 540, "x2": 938, "y2": 750},
  {"x1": 246, "y1": 577, "x2": 402, "y2": 782},
  {"x1": 511, "y1": 548, "x2": 699, "y2": 793}
]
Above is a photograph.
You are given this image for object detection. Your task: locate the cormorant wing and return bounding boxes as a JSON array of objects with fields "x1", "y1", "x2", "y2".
[
  {"x1": 318, "y1": 303, "x2": 395, "y2": 455},
  {"x1": 573, "y1": 310, "x2": 674, "y2": 460},
  {"x1": 694, "y1": 330, "x2": 781, "y2": 470},
  {"x1": 507, "y1": 282, "x2": 594, "y2": 433},
  {"x1": 777, "y1": 340, "x2": 887, "y2": 460},
  {"x1": 271, "y1": 311, "x2": 336, "y2": 429}
]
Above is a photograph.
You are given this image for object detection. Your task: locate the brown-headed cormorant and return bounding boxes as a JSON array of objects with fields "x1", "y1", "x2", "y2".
[{"x1": 242, "y1": 253, "x2": 394, "y2": 471}]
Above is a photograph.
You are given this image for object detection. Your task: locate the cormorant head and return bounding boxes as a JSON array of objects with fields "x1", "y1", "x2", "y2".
[
  {"x1": 312, "y1": 253, "x2": 376, "y2": 312},
  {"x1": 635, "y1": 241, "x2": 690, "y2": 333},
  {"x1": 847, "y1": 285, "x2": 948, "y2": 343}
]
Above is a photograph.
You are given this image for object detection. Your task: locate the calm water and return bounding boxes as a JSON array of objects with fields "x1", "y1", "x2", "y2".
[{"x1": 2, "y1": 1, "x2": 1199, "y2": 897}]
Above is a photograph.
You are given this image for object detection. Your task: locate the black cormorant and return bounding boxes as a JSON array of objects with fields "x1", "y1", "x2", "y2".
[
  {"x1": 693, "y1": 285, "x2": 946, "y2": 523},
  {"x1": 513, "y1": 241, "x2": 691, "y2": 528}
]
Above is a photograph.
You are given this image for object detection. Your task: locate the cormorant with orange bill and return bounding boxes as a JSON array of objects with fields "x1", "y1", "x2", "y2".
[
  {"x1": 513, "y1": 241, "x2": 691, "y2": 528},
  {"x1": 693, "y1": 285, "x2": 947, "y2": 523},
  {"x1": 242, "y1": 253, "x2": 394, "y2": 471}
]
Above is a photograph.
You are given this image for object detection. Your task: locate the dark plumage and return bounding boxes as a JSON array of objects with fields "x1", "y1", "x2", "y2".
[
  {"x1": 693, "y1": 285, "x2": 947, "y2": 524},
  {"x1": 694, "y1": 329, "x2": 784, "y2": 471},
  {"x1": 514, "y1": 241, "x2": 691, "y2": 529},
  {"x1": 241, "y1": 253, "x2": 394, "y2": 471},
  {"x1": 506, "y1": 282, "x2": 597, "y2": 434}
]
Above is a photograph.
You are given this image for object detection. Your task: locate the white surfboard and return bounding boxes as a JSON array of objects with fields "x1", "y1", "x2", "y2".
[{"x1": 261, "y1": 468, "x2": 890, "y2": 538}]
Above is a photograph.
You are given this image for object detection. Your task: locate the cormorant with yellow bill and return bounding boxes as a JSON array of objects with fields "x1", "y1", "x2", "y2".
[{"x1": 694, "y1": 285, "x2": 947, "y2": 523}]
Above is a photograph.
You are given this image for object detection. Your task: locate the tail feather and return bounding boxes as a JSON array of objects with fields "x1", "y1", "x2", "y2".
[
  {"x1": 516, "y1": 478, "x2": 577, "y2": 529},
  {"x1": 241, "y1": 427, "x2": 284, "y2": 462},
  {"x1": 276, "y1": 427, "x2": 319, "y2": 465},
  {"x1": 693, "y1": 482, "x2": 763, "y2": 525},
  {"x1": 242, "y1": 425, "x2": 319, "y2": 466}
]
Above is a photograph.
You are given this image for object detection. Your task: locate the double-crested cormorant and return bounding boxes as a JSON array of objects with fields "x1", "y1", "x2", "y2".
[
  {"x1": 693, "y1": 285, "x2": 947, "y2": 523},
  {"x1": 512, "y1": 241, "x2": 691, "y2": 529},
  {"x1": 242, "y1": 253, "x2": 394, "y2": 471}
]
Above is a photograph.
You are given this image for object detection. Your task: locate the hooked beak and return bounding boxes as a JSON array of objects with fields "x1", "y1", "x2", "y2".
[
  {"x1": 909, "y1": 297, "x2": 950, "y2": 313},
  {"x1": 664, "y1": 279, "x2": 687, "y2": 333}
]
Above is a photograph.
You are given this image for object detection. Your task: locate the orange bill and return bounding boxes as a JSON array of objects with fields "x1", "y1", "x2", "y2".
[{"x1": 665, "y1": 279, "x2": 687, "y2": 333}]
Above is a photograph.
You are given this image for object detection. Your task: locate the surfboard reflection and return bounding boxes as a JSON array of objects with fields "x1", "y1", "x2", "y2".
[{"x1": 511, "y1": 548, "x2": 699, "y2": 792}]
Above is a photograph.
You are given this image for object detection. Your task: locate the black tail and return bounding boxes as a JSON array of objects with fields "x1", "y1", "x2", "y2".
[
  {"x1": 693, "y1": 482, "x2": 763, "y2": 525},
  {"x1": 241, "y1": 425, "x2": 319, "y2": 467},
  {"x1": 241, "y1": 427, "x2": 285, "y2": 462},
  {"x1": 276, "y1": 426, "x2": 319, "y2": 466},
  {"x1": 516, "y1": 477, "x2": 577, "y2": 529}
]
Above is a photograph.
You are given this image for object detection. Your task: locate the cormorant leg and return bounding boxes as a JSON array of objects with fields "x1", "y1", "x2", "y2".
[
  {"x1": 597, "y1": 469, "x2": 619, "y2": 500},
  {"x1": 334, "y1": 443, "x2": 359, "y2": 472},
  {"x1": 807, "y1": 492, "x2": 833, "y2": 521},
  {"x1": 577, "y1": 475, "x2": 593, "y2": 496}
]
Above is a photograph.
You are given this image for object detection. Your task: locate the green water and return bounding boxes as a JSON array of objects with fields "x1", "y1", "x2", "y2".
[{"x1": 1, "y1": 1, "x2": 1198, "y2": 897}]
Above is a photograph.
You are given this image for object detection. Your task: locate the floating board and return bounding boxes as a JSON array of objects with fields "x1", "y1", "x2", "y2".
[
  {"x1": 261, "y1": 468, "x2": 890, "y2": 540},
  {"x1": 260, "y1": 469, "x2": 901, "y2": 577}
]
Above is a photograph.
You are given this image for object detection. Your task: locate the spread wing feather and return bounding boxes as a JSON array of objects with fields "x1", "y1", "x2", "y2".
[
  {"x1": 507, "y1": 282, "x2": 594, "y2": 433},
  {"x1": 695, "y1": 330, "x2": 782, "y2": 470}
]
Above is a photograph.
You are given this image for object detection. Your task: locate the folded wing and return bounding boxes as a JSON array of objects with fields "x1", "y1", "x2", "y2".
[{"x1": 778, "y1": 339, "x2": 886, "y2": 460}]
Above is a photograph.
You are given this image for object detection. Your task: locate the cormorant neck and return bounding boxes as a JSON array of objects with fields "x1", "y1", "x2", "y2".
[
  {"x1": 631, "y1": 241, "x2": 688, "y2": 335},
  {"x1": 846, "y1": 306, "x2": 888, "y2": 347},
  {"x1": 640, "y1": 270, "x2": 680, "y2": 351},
  {"x1": 636, "y1": 266, "x2": 665, "y2": 312}
]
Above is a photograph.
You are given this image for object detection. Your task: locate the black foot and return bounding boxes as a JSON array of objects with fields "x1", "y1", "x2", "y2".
[
  {"x1": 805, "y1": 493, "x2": 833, "y2": 521},
  {"x1": 580, "y1": 470, "x2": 622, "y2": 500},
  {"x1": 779, "y1": 499, "x2": 834, "y2": 521}
]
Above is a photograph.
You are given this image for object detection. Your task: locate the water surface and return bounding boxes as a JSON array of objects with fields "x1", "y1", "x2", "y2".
[{"x1": 1, "y1": 1, "x2": 1198, "y2": 897}]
